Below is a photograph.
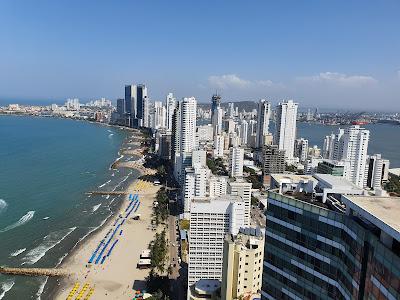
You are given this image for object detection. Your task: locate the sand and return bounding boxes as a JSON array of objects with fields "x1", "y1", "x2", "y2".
[{"x1": 55, "y1": 177, "x2": 161, "y2": 300}]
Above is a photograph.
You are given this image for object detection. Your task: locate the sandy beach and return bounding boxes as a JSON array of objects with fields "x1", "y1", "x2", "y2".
[
  {"x1": 55, "y1": 178, "x2": 160, "y2": 300},
  {"x1": 55, "y1": 134, "x2": 161, "y2": 300}
]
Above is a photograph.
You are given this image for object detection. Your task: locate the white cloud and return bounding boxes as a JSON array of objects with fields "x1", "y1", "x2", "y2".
[
  {"x1": 296, "y1": 72, "x2": 377, "y2": 87},
  {"x1": 208, "y1": 74, "x2": 283, "y2": 90},
  {"x1": 208, "y1": 74, "x2": 250, "y2": 89}
]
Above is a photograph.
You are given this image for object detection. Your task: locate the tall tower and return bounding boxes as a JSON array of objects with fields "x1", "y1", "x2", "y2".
[
  {"x1": 229, "y1": 146, "x2": 244, "y2": 178},
  {"x1": 180, "y1": 97, "x2": 197, "y2": 153},
  {"x1": 256, "y1": 99, "x2": 271, "y2": 148},
  {"x1": 275, "y1": 100, "x2": 298, "y2": 163},
  {"x1": 211, "y1": 94, "x2": 222, "y2": 137},
  {"x1": 341, "y1": 125, "x2": 370, "y2": 188},
  {"x1": 124, "y1": 84, "x2": 148, "y2": 128},
  {"x1": 165, "y1": 92, "x2": 176, "y2": 131}
]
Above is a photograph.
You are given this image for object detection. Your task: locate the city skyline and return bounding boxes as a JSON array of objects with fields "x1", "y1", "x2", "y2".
[{"x1": 1, "y1": 1, "x2": 400, "y2": 110}]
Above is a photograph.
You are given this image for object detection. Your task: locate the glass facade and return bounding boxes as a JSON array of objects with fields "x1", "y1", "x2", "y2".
[{"x1": 261, "y1": 191, "x2": 400, "y2": 300}]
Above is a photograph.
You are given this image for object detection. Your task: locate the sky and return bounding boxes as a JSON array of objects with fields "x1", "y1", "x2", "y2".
[{"x1": 0, "y1": 1, "x2": 399, "y2": 110}]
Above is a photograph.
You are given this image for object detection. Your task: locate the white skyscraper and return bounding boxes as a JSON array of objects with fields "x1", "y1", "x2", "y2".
[
  {"x1": 188, "y1": 196, "x2": 245, "y2": 286},
  {"x1": 165, "y1": 92, "x2": 176, "y2": 131},
  {"x1": 275, "y1": 100, "x2": 298, "y2": 162},
  {"x1": 239, "y1": 119, "x2": 249, "y2": 145},
  {"x1": 339, "y1": 125, "x2": 370, "y2": 188},
  {"x1": 180, "y1": 97, "x2": 197, "y2": 153},
  {"x1": 212, "y1": 106, "x2": 223, "y2": 137},
  {"x1": 209, "y1": 176, "x2": 228, "y2": 198},
  {"x1": 228, "y1": 179, "x2": 252, "y2": 226},
  {"x1": 183, "y1": 166, "x2": 210, "y2": 214},
  {"x1": 213, "y1": 135, "x2": 225, "y2": 158},
  {"x1": 322, "y1": 133, "x2": 336, "y2": 159},
  {"x1": 295, "y1": 138, "x2": 309, "y2": 163},
  {"x1": 151, "y1": 101, "x2": 166, "y2": 130},
  {"x1": 365, "y1": 154, "x2": 390, "y2": 190},
  {"x1": 229, "y1": 146, "x2": 244, "y2": 178},
  {"x1": 256, "y1": 99, "x2": 272, "y2": 148},
  {"x1": 228, "y1": 102, "x2": 235, "y2": 118}
]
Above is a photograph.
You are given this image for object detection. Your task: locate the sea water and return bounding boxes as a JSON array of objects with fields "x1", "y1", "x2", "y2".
[{"x1": 0, "y1": 116, "x2": 139, "y2": 299}]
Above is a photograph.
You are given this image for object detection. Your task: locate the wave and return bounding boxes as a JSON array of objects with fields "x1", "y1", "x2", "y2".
[
  {"x1": 36, "y1": 276, "x2": 49, "y2": 300},
  {"x1": 98, "y1": 180, "x2": 111, "y2": 188},
  {"x1": 10, "y1": 248, "x2": 27, "y2": 257},
  {"x1": 0, "y1": 199, "x2": 7, "y2": 214},
  {"x1": 0, "y1": 279, "x2": 15, "y2": 300},
  {"x1": 21, "y1": 227, "x2": 77, "y2": 265},
  {"x1": 92, "y1": 204, "x2": 101, "y2": 212},
  {"x1": 0, "y1": 211, "x2": 35, "y2": 233}
]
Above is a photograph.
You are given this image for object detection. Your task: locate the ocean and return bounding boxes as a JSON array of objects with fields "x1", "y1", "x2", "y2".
[{"x1": 0, "y1": 116, "x2": 139, "y2": 299}]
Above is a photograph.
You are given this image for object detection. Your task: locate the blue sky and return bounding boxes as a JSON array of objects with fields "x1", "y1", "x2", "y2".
[{"x1": 0, "y1": 1, "x2": 399, "y2": 110}]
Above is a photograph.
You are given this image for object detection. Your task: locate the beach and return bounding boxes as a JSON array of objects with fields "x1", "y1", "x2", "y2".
[{"x1": 55, "y1": 175, "x2": 160, "y2": 299}]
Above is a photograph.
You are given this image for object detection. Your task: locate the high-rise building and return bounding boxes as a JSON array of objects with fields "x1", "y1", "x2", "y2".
[
  {"x1": 322, "y1": 133, "x2": 336, "y2": 159},
  {"x1": 157, "y1": 131, "x2": 172, "y2": 160},
  {"x1": 124, "y1": 84, "x2": 149, "y2": 128},
  {"x1": 188, "y1": 195, "x2": 245, "y2": 287},
  {"x1": 116, "y1": 98, "x2": 125, "y2": 116},
  {"x1": 165, "y1": 92, "x2": 176, "y2": 131},
  {"x1": 211, "y1": 94, "x2": 221, "y2": 120},
  {"x1": 151, "y1": 101, "x2": 166, "y2": 130},
  {"x1": 256, "y1": 99, "x2": 272, "y2": 148},
  {"x1": 228, "y1": 102, "x2": 235, "y2": 118},
  {"x1": 239, "y1": 119, "x2": 249, "y2": 145},
  {"x1": 172, "y1": 97, "x2": 197, "y2": 185},
  {"x1": 211, "y1": 94, "x2": 222, "y2": 137},
  {"x1": 213, "y1": 135, "x2": 224, "y2": 158},
  {"x1": 209, "y1": 175, "x2": 228, "y2": 198},
  {"x1": 228, "y1": 179, "x2": 252, "y2": 226},
  {"x1": 180, "y1": 97, "x2": 197, "y2": 153},
  {"x1": 262, "y1": 145, "x2": 285, "y2": 186},
  {"x1": 183, "y1": 166, "x2": 210, "y2": 214},
  {"x1": 275, "y1": 100, "x2": 298, "y2": 163},
  {"x1": 192, "y1": 149, "x2": 207, "y2": 168},
  {"x1": 221, "y1": 228, "x2": 264, "y2": 300},
  {"x1": 229, "y1": 146, "x2": 244, "y2": 178},
  {"x1": 294, "y1": 138, "x2": 309, "y2": 163},
  {"x1": 365, "y1": 154, "x2": 390, "y2": 190},
  {"x1": 212, "y1": 106, "x2": 223, "y2": 137},
  {"x1": 261, "y1": 174, "x2": 400, "y2": 300},
  {"x1": 340, "y1": 125, "x2": 370, "y2": 188}
]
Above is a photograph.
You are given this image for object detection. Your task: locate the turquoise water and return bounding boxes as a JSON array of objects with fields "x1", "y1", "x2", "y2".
[{"x1": 0, "y1": 116, "x2": 138, "y2": 299}]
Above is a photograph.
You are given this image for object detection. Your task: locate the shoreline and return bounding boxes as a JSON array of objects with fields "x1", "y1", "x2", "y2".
[
  {"x1": 51, "y1": 132, "x2": 159, "y2": 299},
  {"x1": 40, "y1": 127, "x2": 147, "y2": 299}
]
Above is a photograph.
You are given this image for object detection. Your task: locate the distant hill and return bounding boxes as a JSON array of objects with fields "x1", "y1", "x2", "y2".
[{"x1": 198, "y1": 100, "x2": 257, "y2": 112}]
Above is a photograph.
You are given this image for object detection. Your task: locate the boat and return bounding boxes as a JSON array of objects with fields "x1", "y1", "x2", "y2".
[{"x1": 42, "y1": 217, "x2": 50, "y2": 220}]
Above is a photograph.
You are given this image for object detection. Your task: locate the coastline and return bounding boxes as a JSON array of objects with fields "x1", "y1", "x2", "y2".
[{"x1": 48, "y1": 130, "x2": 158, "y2": 300}]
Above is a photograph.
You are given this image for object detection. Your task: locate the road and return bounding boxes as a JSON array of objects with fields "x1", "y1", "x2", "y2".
[{"x1": 168, "y1": 201, "x2": 186, "y2": 300}]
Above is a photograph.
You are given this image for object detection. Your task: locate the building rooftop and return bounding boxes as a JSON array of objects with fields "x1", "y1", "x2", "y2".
[
  {"x1": 270, "y1": 174, "x2": 318, "y2": 185},
  {"x1": 314, "y1": 173, "x2": 362, "y2": 192},
  {"x1": 191, "y1": 195, "x2": 243, "y2": 213},
  {"x1": 341, "y1": 195, "x2": 400, "y2": 242},
  {"x1": 194, "y1": 279, "x2": 221, "y2": 295}
]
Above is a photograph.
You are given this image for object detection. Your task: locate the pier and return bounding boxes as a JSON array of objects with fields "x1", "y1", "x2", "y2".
[
  {"x1": 86, "y1": 191, "x2": 129, "y2": 196},
  {"x1": 0, "y1": 266, "x2": 69, "y2": 277}
]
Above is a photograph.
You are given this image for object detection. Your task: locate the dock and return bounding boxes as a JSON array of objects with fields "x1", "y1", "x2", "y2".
[
  {"x1": 85, "y1": 191, "x2": 129, "y2": 196},
  {"x1": 0, "y1": 266, "x2": 69, "y2": 277}
]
